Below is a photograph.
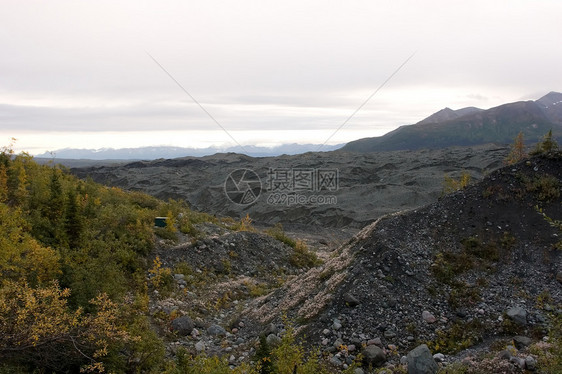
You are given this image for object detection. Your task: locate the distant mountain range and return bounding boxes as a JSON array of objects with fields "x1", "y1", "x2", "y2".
[
  {"x1": 38, "y1": 92, "x2": 562, "y2": 160},
  {"x1": 342, "y1": 91, "x2": 562, "y2": 152},
  {"x1": 36, "y1": 143, "x2": 344, "y2": 160}
]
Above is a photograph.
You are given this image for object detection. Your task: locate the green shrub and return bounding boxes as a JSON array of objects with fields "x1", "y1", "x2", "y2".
[
  {"x1": 266, "y1": 223, "x2": 297, "y2": 248},
  {"x1": 527, "y1": 175, "x2": 560, "y2": 202},
  {"x1": 154, "y1": 226, "x2": 179, "y2": 242},
  {"x1": 530, "y1": 312, "x2": 562, "y2": 373},
  {"x1": 530, "y1": 129, "x2": 559, "y2": 155},
  {"x1": 289, "y1": 241, "x2": 322, "y2": 269},
  {"x1": 149, "y1": 257, "x2": 174, "y2": 296},
  {"x1": 504, "y1": 131, "x2": 527, "y2": 165},
  {"x1": 428, "y1": 319, "x2": 484, "y2": 354},
  {"x1": 443, "y1": 171, "x2": 471, "y2": 195}
]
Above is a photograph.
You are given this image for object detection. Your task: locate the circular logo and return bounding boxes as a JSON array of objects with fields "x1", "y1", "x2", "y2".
[{"x1": 224, "y1": 168, "x2": 262, "y2": 205}]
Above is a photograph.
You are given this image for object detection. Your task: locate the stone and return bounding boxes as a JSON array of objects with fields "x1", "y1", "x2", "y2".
[
  {"x1": 556, "y1": 271, "x2": 562, "y2": 284},
  {"x1": 344, "y1": 292, "x2": 360, "y2": 307},
  {"x1": 266, "y1": 333, "x2": 282, "y2": 347},
  {"x1": 195, "y1": 341, "x2": 205, "y2": 352},
  {"x1": 207, "y1": 324, "x2": 227, "y2": 336},
  {"x1": 333, "y1": 338, "x2": 345, "y2": 349},
  {"x1": 510, "y1": 356, "x2": 525, "y2": 369},
  {"x1": 263, "y1": 323, "x2": 278, "y2": 336},
  {"x1": 330, "y1": 356, "x2": 343, "y2": 367},
  {"x1": 433, "y1": 353, "x2": 445, "y2": 362},
  {"x1": 422, "y1": 310, "x2": 437, "y2": 324},
  {"x1": 170, "y1": 316, "x2": 194, "y2": 336},
  {"x1": 354, "y1": 369, "x2": 365, "y2": 374},
  {"x1": 174, "y1": 273, "x2": 185, "y2": 280},
  {"x1": 513, "y1": 336, "x2": 532, "y2": 349},
  {"x1": 456, "y1": 310, "x2": 467, "y2": 319},
  {"x1": 333, "y1": 318, "x2": 342, "y2": 330},
  {"x1": 361, "y1": 345, "x2": 386, "y2": 367},
  {"x1": 498, "y1": 350, "x2": 511, "y2": 360},
  {"x1": 325, "y1": 346, "x2": 337, "y2": 354},
  {"x1": 525, "y1": 356, "x2": 537, "y2": 371},
  {"x1": 406, "y1": 344, "x2": 438, "y2": 374},
  {"x1": 506, "y1": 306, "x2": 527, "y2": 325},
  {"x1": 384, "y1": 330, "x2": 396, "y2": 339},
  {"x1": 368, "y1": 338, "x2": 382, "y2": 346}
]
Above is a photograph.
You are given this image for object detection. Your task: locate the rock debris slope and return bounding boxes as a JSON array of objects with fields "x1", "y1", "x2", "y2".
[
  {"x1": 71, "y1": 144, "x2": 508, "y2": 228},
  {"x1": 239, "y1": 154, "x2": 562, "y2": 365}
]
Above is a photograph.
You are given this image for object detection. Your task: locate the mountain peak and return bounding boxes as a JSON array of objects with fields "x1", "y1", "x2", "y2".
[
  {"x1": 416, "y1": 106, "x2": 482, "y2": 125},
  {"x1": 416, "y1": 107, "x2": 457, "y2": 125},
  {"x1": 535, "y1": 91, "x2": 562, "y2": 125},
  {"x1": 536, "y1": 91, "x2": 562, "y2": 107}
]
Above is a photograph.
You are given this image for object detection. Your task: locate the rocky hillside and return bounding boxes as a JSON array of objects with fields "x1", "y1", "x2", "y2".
[
  {"x1": 71, "y1": 144, "x2": 508, "y2": 229},
  {"x1": 235, "y1": 153, "x2": 561, "y2": 371},
  {"x1": 342, "y1": 92, "x2": 562, "y2": 153}
]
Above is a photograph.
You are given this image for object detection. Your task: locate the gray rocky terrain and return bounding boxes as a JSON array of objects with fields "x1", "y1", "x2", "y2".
[
  {"x1": 71, "y1": 144, "x2": 509, "y2": 230},
  {"x1": 69, "y1": 141, "x2": 562, "y2": 372},
  {"x1": 236, "y1": 153, "x2": 562, "y2": 371},
  {"x1": 142, "y1": 152, "x2": 561, "y2": 373}
]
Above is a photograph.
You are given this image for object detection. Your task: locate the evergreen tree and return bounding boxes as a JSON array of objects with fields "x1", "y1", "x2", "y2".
[
  {"x1": 531, "y1": 129, "x2": 559, "y2": 155},
  {"x1": 6, "y1": 155, "x2": 29, "y2": 207},
  {"x1": 65, "y1": 188, "x2": 83, "y2": 249},
  {"x1": 47, "y1": 168, "x2": 68, "y2": 247},
  {"x1": 505, "y1": 131, "x2": 527, "y2": 164}
]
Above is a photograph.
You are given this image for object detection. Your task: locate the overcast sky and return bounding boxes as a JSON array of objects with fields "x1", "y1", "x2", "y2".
[{"x1": 1, "y1": 0, "x2": 561, "y2": 154}]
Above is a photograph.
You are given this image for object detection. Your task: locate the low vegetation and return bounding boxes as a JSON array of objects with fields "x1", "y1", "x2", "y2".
[
  {"x1": 265, "y1": 223, "x2": 321, "y2": 268},
  {"x1": 442, "y1": 171, "x2": 471, "y2": 194},
  {"x1": 0, "y1": 144, "x2": 171, "y2": 372},
  {"x1": 504, "y1": 131, "x2": 527, "y2": 165}
]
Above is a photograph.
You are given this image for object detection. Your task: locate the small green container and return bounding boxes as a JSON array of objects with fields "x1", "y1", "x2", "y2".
[{"x1": 154, "y1": 217, "x2": 168, "y2": 228}]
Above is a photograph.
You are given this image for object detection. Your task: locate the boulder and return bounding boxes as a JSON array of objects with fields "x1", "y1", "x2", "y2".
[
  {"x1": 513, "y1": 336, "x2": 532, "y2": 349},
  {"x1": 507, "y1": 306, "x2": 527, "y2": 325},
  {"x1": 344, "y1": 292, "x2": 360, "y2": 307},
  {"x1": 406, "y1": 344, "x2": 438, "y2": 374},
  {"x1": 525, "y1": 356, "x2": 537, "y2": 371},
  {"x1": 195, "y1": 341, "x2": 205, "y2": 352},
  {"x1": 332, "y1": 318, "x2": 342, "y2": 330},
  {"x1": 361, "y1": 345, "x2": 386, "y2": 367},
  {"x1": 170, "y1": 316, "x2": 194, "y2": 336},
  {"x1": 422, "y1": 310, "x2": 437, "y2": 324},
  {"x1": 266, "y1": 333, "x2": 282, "y2": 347},
  {"x1": 207, "y1": 324, "x2": 227, "y2": 336}
]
